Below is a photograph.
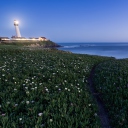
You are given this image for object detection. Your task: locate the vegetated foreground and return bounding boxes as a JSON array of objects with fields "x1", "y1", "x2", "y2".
[
  {"x1": 94, "y1": 59, "x2": 128, "y2": 127},
  {"x1": 0, "y1": 46, "x2": 127, "y2": 127}
]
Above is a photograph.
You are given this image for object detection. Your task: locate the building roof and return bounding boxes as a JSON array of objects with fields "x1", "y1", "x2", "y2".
[
  {"x1": 0, "y1": 37, "x2": 9, "y2": 39},
  {"x1": 40, "y1": 37, "x2": 46, "y2": 39},
  {"x1": 11, "y1": 36, "x2": 26, "y2": 39}
]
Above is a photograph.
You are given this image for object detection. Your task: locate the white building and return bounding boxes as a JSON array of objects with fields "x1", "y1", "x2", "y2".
[{"x1": 14, "y1": 20, "x2": 21, "y2": 37}]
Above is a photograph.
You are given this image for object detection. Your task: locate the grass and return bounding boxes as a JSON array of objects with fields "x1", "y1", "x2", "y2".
[
  {"x1": 93, "y1": 59, "x2": 128, "y2": 127},
  {"x1": 0, "y1": 46, "x2": 113, "y2": 128},
  {"x1": 0, "y1": 40, "x2": 60, "y2": 47},
  {"x1": 0, "y1": 45, "x2": 128, "y2": 127}
]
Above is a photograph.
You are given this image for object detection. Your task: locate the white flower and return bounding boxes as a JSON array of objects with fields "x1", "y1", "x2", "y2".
[
  {"x1": 38, "y1": 113, "x2": 43, "y2": 116},
  {"x1": 41, "y1": 124, "x2": 45, "y2": 127},
  {"x1": 68, "y1": 89, "x2": 70, "y2": 91},
  {"x1": 15, "y1": 104, "x2": 18, "y2": 107},
  {"x1": 70, "y1": 103, "x2": 73, "y2": 106},
  {"x1": 7, "y1": 101, "x2": 10, "y2": 104},
  {"x1": 26, "y1": 91, "x2": 29, "y2": 94},
  {"x1": 14, "y1": 88, "x2": 17, "y2": 91},
  {"x1": 31, "y1": 100, "x2": 35, "y2": 103},
  {"x1": 19, "y1": 118, "x2": 22, "y2": 121},
  {"x1": 26, "y1": 101, "x2": 30, "y2": 104},
  {"x1": 25, "y1": 87, "x2": 28, "y2": 89},
  {"x1": 35, "y1": 87, "x2": 37, "y2": 89},
  {"x1": 88, "y1": 104, "x2": 91, "y2": 106},
  {"x1": 45, "y1": 88, "x2": 49, "y2": 91},
  {"x1": 50, "y1": 119, "x2": 53, "y2": 122},
  {"x1": 65, "y1": 88, "x2": 67, "y2": 90},
  {"x1": 94, "y1": 113, "x2": 97, "y2": 116},
  {"x1": 2, "y1": 113, "x2": 6, "y2": 116}
]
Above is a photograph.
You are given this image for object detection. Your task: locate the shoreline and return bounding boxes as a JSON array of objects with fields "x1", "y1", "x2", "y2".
[{"x1": 57, "y1": 42, "x2": 128, "y2": 59}]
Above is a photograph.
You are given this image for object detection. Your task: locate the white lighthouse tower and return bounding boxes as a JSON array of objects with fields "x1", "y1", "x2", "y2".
[{"x1": 14, "y1": 20, "x2": 21, "y2": 37}]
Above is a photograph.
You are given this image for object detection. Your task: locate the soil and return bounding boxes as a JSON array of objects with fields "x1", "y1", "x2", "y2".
[{"x1": 88, "y1": 66, "x2": 111, "y2": 128}]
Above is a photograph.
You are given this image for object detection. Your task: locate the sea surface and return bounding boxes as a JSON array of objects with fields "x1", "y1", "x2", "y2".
[{"x1": 57, "y1": 43, "x2": 128, "y2": 59}]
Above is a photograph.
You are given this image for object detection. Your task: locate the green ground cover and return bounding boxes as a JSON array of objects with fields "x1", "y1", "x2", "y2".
[
  {"x1": 0, "y1": 47, "x2": 112, "y2": 128},
  {"x1": 0, "y1": 40, "x2": 60, "y2": 47},
  {"x1": 94, "y1": 59, "x2": 128, "y2": 127}
]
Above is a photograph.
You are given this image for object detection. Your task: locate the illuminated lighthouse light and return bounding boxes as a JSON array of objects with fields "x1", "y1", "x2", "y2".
[{"x1": 14, "y1": 20, "x2": 19, "y2": 25}]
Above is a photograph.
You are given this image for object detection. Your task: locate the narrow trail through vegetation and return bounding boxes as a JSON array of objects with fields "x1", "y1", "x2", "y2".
[{"x1": 88, "y1": 66, "x2": 111, "y2": 128}]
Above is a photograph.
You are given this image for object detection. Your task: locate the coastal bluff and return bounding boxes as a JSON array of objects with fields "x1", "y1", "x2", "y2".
[{"x1": 0, "y1": 40, "x2": 61, "y2": 48}]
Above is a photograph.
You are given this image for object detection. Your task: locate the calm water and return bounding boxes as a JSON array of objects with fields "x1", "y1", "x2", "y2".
[{"x1": 57, "y1": 43, "x2": 128, "y2": 59}]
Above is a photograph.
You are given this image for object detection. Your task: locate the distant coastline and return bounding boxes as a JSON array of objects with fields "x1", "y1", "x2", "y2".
[{"x1": 57, "y1": 42, "x2": 128, "y2": 59}]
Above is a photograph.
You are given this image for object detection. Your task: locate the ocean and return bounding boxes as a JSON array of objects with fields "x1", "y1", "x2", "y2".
[{"x1": 57, "y1": 43, "x2": 128, "y2": 59}]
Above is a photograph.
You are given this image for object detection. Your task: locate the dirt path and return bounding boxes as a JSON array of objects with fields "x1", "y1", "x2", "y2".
[{"x1": 88, "y1": 66, "x2": 111, "y2": 128}]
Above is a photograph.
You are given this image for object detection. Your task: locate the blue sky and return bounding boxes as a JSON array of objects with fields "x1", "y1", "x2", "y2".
[{"x1": 0, "y1": 0, "x2": 128, "y2": 42}]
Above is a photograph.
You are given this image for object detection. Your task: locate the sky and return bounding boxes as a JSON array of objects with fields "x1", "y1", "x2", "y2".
[{"x1": 0, "y1": 0, "x2": 128, "y2": 43}]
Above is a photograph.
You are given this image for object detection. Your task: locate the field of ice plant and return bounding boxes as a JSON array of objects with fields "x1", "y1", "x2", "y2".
[
  {"x1": 0, "y1": 48, "x2": 112, "y2": 127},
  {"x1": 94, "y1": 59, "x2": 128, "y2": 127}
]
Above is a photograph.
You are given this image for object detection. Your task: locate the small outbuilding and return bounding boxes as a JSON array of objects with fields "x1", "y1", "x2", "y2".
[
  {"x1": 0, "y1": 37, "x2": 10, "y2": 41},
  {"x1": 39, "y1": 37, "x2": 48, "y2": 41}
]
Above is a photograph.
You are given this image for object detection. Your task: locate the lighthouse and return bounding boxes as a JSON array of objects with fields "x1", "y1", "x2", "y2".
[{"x1": 14, "y1": 20, "x2": 21, "y2": 37}]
